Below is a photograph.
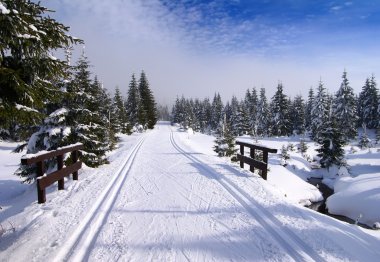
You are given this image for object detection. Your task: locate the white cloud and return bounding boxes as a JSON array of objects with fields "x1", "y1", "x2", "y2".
[{"x1": 43, "y1": 0, "x2": 379, "y2": 106}]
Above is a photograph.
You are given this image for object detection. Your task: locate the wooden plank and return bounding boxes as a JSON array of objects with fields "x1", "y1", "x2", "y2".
[
  {"x1": 21, "y1": 144, "x2": 83, "y2": 165},
  {"x1": 236, "y1": 141, "x2": 277, "y2": 153},
  {"x1": 37, "y1": 161, "x2": 82, "y2": 190},
  {"x1": 237, "y1": 154, "x2": 267, "y2": 170}
]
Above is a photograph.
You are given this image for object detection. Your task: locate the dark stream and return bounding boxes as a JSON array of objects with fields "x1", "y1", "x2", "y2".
[{"x1": 306, "y1": 178, "x2": 372, "y2": 229}]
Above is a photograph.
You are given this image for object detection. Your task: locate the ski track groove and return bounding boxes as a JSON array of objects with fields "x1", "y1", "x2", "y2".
[
  {"x1": 53, "y1": 134, "x2": 146, "y2": 262},
  {"x1": 169, "y1": 128, "x2": 325, "y2": 262}
]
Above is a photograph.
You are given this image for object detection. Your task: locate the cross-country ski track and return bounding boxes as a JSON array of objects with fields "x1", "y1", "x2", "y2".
[{"x1": 1, "y1": 122, "x2": 380, "y2": 262}]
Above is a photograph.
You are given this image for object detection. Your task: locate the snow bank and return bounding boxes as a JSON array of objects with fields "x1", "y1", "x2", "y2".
[{"x1": 326, "y1": 173, "x2": 380, "y2": 227}]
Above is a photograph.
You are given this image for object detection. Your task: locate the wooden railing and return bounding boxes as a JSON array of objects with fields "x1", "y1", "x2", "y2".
[
  {"x1": 236, "y1": 141, "x2": 277, "y2": 180},
  {"x1": 21, "y1": 143, "x2": 83, "y2": 204}
]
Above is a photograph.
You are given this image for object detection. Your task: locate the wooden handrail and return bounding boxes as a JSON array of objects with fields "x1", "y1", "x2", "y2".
[
  {"x1": 236, "y1": 141, "x2": 277, "y2": 180},
  {"x1": 21, "y1": 143, "x2": 83, "y2": 203}
]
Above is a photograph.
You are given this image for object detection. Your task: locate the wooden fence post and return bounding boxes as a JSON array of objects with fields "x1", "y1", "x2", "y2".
[
  {"x1": 36, "y1": 161, "x2": 46, "y2": 204},
  {"x1": 57, "y1": 155, "x2": 64, "y2": 190},
  {"x1": 262, "y1": 151, "x2": 269, "y2": 180},
  {"x1": 250, "y1": 148, "x2": 255, "y2": 173},
  {"x1": 72, "y1": 150, "x2": 79, "y2": 180},
  {"x1": 240, "y1": 144, "x2": 244, "y2": 168}
]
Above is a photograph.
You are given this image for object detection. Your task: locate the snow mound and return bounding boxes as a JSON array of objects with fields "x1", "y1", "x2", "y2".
[{"x1": 326, "y1": 173, "x2": 380, "y2": 227}]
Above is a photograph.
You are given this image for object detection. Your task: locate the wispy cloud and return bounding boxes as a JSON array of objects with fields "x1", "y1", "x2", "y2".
[{"x1": 43, "y1": 0, "x2": 380, "y2": 105}]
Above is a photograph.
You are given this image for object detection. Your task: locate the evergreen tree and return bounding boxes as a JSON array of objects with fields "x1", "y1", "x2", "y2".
[
  {"x1": 256, "y1": 88, "x2": 270, "y2": 136},
  {"x1": 358, "y1": 76, "x2": 378, "y2": 129},
  {"x1": 213, "y1": 114, "x2": 237, "y2": 160},
  {"x1": 125, "y1": 74, "x2": 140, "y2": 128},
  {"x1": 270, "y1": 83, "x2": 290, "y2": 136},
  {"x1": 311, "y1": 80, "x2": 329, "y2": 141},
  {"x1": 235, "y1": 103, "x2": 251, "y2": 135},
  {"x1": 228, "y1": 96, "x2": 240, "y2": 136},
  {"x1": 316, "y1": 118, "x2": 345, "y2": 170},
  {"x1": 0, "y1": 0, "x2": 81, "y2": 140},
  {"x1": 66, "y1": 52, "x2": 108, "y2": 167},
  {"x1": 210, "y1": 93, "x2": 224, "y2": 131},
  {"x1": 291, "y1": 95, "x2": 305, "y2": 135},
  {"x1": 201, "y1": 98, "x2": 212, "y2": 133},
  {"x1": 244, "y1": 88, "x2": 258, "y2": 133},
  {"x1": 112, "y1": 87, "x2": 131, "y2": 134},
  {"x1": 138, "y1": 71, "x2": 157, "y2": 129},
  {"x1": 305, "y1": 87, "x2": 314, "y2": 133},
  {"x1": 359, "y1": 124, "x2": 371, "y2": 149},
  {"x1": 333, "y1": 71, "x2": 358, "y2": 141}
]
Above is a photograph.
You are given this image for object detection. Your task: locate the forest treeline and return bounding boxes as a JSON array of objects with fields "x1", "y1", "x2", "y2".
[
  {"x1": 171, "y1": 72, "x2": 379, "y2": 168},
  {"x1": 0, "y1": 1, "x2": 157, "y2": 181}
]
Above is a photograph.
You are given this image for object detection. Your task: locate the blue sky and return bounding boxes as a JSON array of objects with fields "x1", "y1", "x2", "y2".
[{"x1": 43, "y1": 0, "x2": 380, "y2": 104}]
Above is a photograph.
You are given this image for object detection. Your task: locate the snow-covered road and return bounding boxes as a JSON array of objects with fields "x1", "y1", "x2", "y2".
[{"x1": 1, "y1": 122, "x2": 380, "y2": 261}]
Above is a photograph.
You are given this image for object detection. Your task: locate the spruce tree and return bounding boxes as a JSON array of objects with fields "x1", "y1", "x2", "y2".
[
  {"x1": 358, "y1": 76, "x2": 378, "y2": 129},
  {"x1": 138, "y1": 71, "x2": 157, "y2": 129},
  {"x1": 316, "y1": 118, "x2": 345, "y2": 170},
  {"x1": 211, "y1": 93, "x2": 224, "y2": 131},
  {"x1": 359, "y1": 124, "x2": 371, "y2": 149},
  {"x1": 256, "y1": 88, "x2": 269, "y2": 136},
  {"x1": 291, "y1": 95, "x2": 306, "y2": 135},
  {"x1": 270, "y1": 83, "x2": 290, "y2": 136},
  {"x1": 333, "y1": 71, "x2": 358, "y2": 141},
  {"x1": 228, "y1": 96, "x2": 240, "y2": 136},
  {"x1": 126, "y1": 74, "x2": 140, "y2": 128},
  {"x1": 235, "y1": 103, "x2": 250, "y2": 136},
  {"x1": 112, "y1": 87, "x2": 130, "y2": 134},
  {"x1": 66, "y1": 52, "x2": 108, "y2": 167},
  {"x1": 305, "y1": 87, "x2": 314, "y2": 133},
  {"x1": 0, "y1": 0, "x2": 81, "y2": 140},
  {"x1": 311, "y1": 80, "x2": 329, "y2": 141}
]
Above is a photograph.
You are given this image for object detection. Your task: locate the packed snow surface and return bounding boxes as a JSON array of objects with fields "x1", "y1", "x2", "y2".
[{"x1": 1, "y1": 122, "x2": 380, "y2": 261}]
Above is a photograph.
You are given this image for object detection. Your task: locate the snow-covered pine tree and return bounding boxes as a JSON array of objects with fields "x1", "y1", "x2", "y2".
[
  {"x1": 310, "y1": 80, "x2": 329, "y2": 141},
  {"x1": 193, "y1": 99, "x2": 203, "y2": 132},
  {"x1": 244, "y1": 88, "x2": 258, "y2": 134},
  {"x1": 93, "y1": 78, "x2": 116, "y2": 149},
  {"x1": 270, "y1": 83, "x2": 290, "y2": 136},
  {"x1": 333, "y1": 71, "x2": 358, "y2": 141},
  {"x1": 316, "y1": 117, "x2": 345, "y2": 170},
  {"x1": 256, "y1": 88, "x2": 270, "y2": 136},
  {"x1": 358, "y1": 75, "x2": 378, "y2": 129},
  {"x1": 280, "y1": 145, "x2": 290, "y2": 166},
  {"x1": 213, "y1": 120, "x2": 225, "y2": 157},
  {"x1": 201, "y1": 98, "x2": 212, "y2": 133},
  {"x1": 0, "y1": 0, "x2": 81, "y2": 141},
  {"x1": 138, "y1": 71, "x2": 157, "y2": 129},
  {"x1": 66, "y1": 52, "x2": 109, "y2": 167},
  {"x1": 291, "y1": 95, "x2": 306, "y2": 135},
  {"x1": 235, "y1": 103, "x2": 251, "y2": 136},
  {"x1": 305, "y1": 87, "x2": 314, "y2": 133},
  {"x1": 299, "y1": 139, "x2": 308, "y2": 155},
  {"x1": 228, "y1": 96, "x2": 240, "y2": 136},
  {"x1": 213, "y1": 114, "x2": 236, "y2": 160},
  {"x1": 112, "y1": 87, "x2": 130, "y2": 134},
  {"x1": 359, "y1": 124, "x2": 371, "y2": 149},
  {"x1": 210, "y1": 93, "x2": 224, "y2": 131},
  {"x1": 125, "y1": 74, "x2": 139, "y2": 128},
  {"x1": 224, "y1": 122, "x2": 238, "y2": 161}
]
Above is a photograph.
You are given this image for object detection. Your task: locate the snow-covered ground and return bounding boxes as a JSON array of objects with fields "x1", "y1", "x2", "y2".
[{"x1": 0, "y1": 122, "x2": 380, "y2": 261}]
